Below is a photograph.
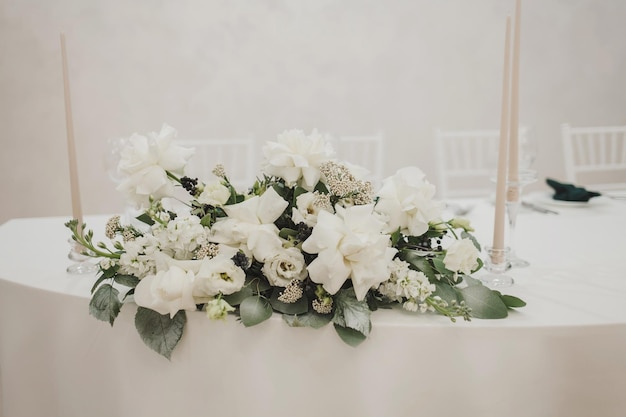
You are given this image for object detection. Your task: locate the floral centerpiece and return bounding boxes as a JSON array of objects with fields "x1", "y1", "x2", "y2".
[{"x1": 67, "y1": 124, "x2": 525, "y2": 359}]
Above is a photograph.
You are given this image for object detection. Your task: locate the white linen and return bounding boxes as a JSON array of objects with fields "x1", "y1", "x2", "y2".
[{"x1": 1, "y1": 194, "x2": 626, "y2": 417}]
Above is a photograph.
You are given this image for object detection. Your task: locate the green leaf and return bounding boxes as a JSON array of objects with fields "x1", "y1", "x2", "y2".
[
  {"x1": 432, "y1": 257, "x2": 453, "y2": 276},
  {"x1": 462, "y1": 275, "x2": 483, "y2": 287},
  {"x1": 401, "y1": 249, "x2": 436, "y2": 280},
  {"x1": 135, "y1": 212, "x2": 154, "y2": 226},
  {"x1": 90, "y1": 273, "x2": 109, "y2": 294},
  {"x1": 113, "y1": 274, "x2": 140, "y2": 288},
  {"x1": 458, "y1": 285, "x2": 508, "y2": 319},
  {"x1": 500, "y1": 294, "x2": 527, "y2": 308},
  {"x1": 433, "y1": 282, "x2": 461, "y2": 305},
  {"x1": 333, "y1": 324, "x2": 368, "y2": 347},
  {"x1": 270, "y1": 289, "x2": 309, "y2": 315},
  {"x1": 89, "y1": 284, "x2": 122, "y2": 326},
  {"x1": 222, "y1": 286, "x2": 254, "y2": 306},
  {"x1": 332, "y1": 289, "x2": 371, "y2": 337},
  {"x1": 134, "y1": 308, "x2": 186, "y2": 360},
  {"x1": 461, "y1": 231, "x2": 482, "y2": 252},
  {"x1": 283, "y1": 312, "x2": 332, "y2": 329},
  {"x1": 239, "y1": 296, "x2": 273, "y2": 327}
]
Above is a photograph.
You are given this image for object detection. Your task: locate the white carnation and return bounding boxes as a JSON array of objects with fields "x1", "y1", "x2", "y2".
[{"x1": 443, "y1": 238, "x2": 480, "y2": 275}]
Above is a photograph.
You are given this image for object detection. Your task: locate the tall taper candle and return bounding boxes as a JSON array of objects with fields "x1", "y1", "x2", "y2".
[
  {"x1": 493, "y1": 17, "x2": 512, "y2": 254},
  {"x1": 60, "y1": 33, "x2": 83, "y2": 230},
  {"x1": 507, "y1": 0, "x2": 521, "y2": 203}
]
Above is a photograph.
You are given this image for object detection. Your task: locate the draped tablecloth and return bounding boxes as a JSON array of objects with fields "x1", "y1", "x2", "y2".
[{"x1": 1, "y1": 193, "x2": 625, "y2": 417}]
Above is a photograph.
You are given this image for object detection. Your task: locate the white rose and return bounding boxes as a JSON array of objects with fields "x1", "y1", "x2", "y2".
[
  {"x1": 302, "y1": 205, "x2": 397, "y2": 300},
  {"x1": 116, "y1": 124, "x2": 194, "y2": 207},
  {"x1": 375, "y1": 166, "x2": 444, "y2": 237},
  {"x1": 262, "y1": 247, "x2": 308, "y2": 287},
  {"x1": 197, "y1": 181, "x2": 231, "y2": 206},
  {"x1": 443, "y1": 238, "x2": 480, "y2": 275},
  {"x1": 262, "y1": 129, "x2": 335, "y2": 191},
  {"x1": 192, "y1": 256, "x2": 246, "y2": 301},
  {"x1": 133, "y1": 265, "x2": 196, "y2": 317}
]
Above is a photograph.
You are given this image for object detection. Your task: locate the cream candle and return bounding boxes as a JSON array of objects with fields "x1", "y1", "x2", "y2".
[
  {"x1": 507, "y1": 0, "x2": 521, "y2": 203},
  {"x1": 493, "y1": 17, "x2": 512, "y2": 254},
  {"x1": 60, "y1": 33, "x2": 83, "y2": 230}
]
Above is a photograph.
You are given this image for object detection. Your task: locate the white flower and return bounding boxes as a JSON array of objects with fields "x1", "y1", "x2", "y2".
[
  {"x1": 262, "y1": 129, "x2": 335, "y2": 191},
  {"x1": 118, "y1": 236, "x2": 158, "y2": 278},
  {"x1": 291, "y1": 192, "x2": 333, "y2": 227},
  {"x1": 443, "y1": 238, "x2": 480, "y2": 275},
  {"x1": 206, "y1": 298, "x2": 235, "y2": 320},
  {"x1": 197, "y1": 181, "x2": 231, "y2": 206},
  {"x1": 192, "y1": 256, "x2": 246, "y2": 301},
  {"x1": 262, "y1": 246, "x2": 308, "y2": 287},
  {"x1": 116, "y1": 124, "x2": 194, "y2": 208},
  {"x1": 133, "y1": 265, "x2": 196, "y2": 318},
  {"x1": 302, "y1": 204, "x2": 397, "y2": 301},
  {"x1": 210, "y1": 187, "x2": 288, "y2": 255},
  {"x1": 375, "y1": 167, "x2": 444, "y2": 237},
  {"x1": 152, "y1": 213, "x2": 207, "y2": 259},
  {"x1": 378, "y1": 259, "x2": 435, "y2": 304}
]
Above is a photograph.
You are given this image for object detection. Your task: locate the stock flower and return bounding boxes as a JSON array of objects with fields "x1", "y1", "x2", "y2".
[
  {"x1": 261, "y1": 129, "x2": 335, "y2": 191},
  {"x1": 133, "y1": 265, "x2": 196, "y2": 318},
  {"x1": 152, "y1": 213, "x2": 208, "y2": 259},
  {"x1": 116, "y1": 124, "x2": 194, "y2": 207},
  {"x1": 443, "y1": 238, "x2": 480, "y2": 275},
  {"x1": 375, "y1": 167, "x2": 444, "y2": 237},
  {"x1": 302, "y1": 204, "x2": 397, "y2": 300}
]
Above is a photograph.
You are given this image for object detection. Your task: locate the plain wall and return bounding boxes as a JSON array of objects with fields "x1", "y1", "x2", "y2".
[{"x1": 2, "y1": 0, "x2": 626, "y2": 224}]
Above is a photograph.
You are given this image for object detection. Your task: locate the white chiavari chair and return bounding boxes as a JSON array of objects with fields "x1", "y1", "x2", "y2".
[
  {"x1": 335, "y1": 132, "x2": 385, "y2": 188},
  {"x1": 561, "y1": 123, "x2": 626, "y2": 190}
]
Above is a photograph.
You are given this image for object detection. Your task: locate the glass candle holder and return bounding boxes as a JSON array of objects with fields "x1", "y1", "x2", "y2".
[
  {"x1": 481, "y1": 246, "x2": 514, "y2": 287},
  {"x1": 67, "y1": 238, "x2": 97, "y2": 274}
]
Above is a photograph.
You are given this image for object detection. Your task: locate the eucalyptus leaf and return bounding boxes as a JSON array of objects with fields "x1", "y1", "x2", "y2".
[
  {"x1": 113, "y1": 274, "x2": 140, "y2": 288},
  {"x1": 134, "y1": 308, "x2": 186, "y2": 360},
  {"x1": 500, "y1": 294, "x2": 527, "y2": 308},
  {"x1": 333, "y1": 324, "x2": 368, "y2": 347},
  {"x1": 462, "y1": 275, "x2": 483, "y2": 287},
  {"x1": 270, "y1": 289, "x2": 309, "y2": 315},
  {"x1": 432, "y1": 257, "x2": 453, "y2": 276},
  {"x1": 283, "y1": 312, "x2": 332, "y2": 329},
  {"x1": 458, "y1": 285, "x2": 508, "y2": 319},
  {"x1": 90, "y1": 273, "x2": 109, "y2": 294},
  {"x1": 89, "y1": 284, "x2": 122, "y2": 326},
  {"x1": 239, "y1": 296, "x2": 273, "y2": 327},
  {"x1": 433, "y1": 282, "x2": 460, "y2": 305},
  {"x1": 222, "y1": 286, "x2": 254, "y2": 306},
  {"x1": 332, "y1": 289, "x2": 371, "y2": 337},
  {"x1": 135, "y1": 212, "x2": 155, "y2": 226}
]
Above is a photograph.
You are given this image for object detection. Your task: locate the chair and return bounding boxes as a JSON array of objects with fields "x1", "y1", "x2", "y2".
[
  {"x1": 561, "y1": 124, "x2": 626, "y2": 190},
  {"x1": 434, "y1": 127, "x2": 529, "y2": 198},
  {"x1": 178, "y1": 137, "x2": 256, "y2": 191},
  {"x1": 335, "y1": 132, "x2": 385, "y2": 188}
]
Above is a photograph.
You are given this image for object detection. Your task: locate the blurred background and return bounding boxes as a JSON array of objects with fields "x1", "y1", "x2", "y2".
[{"x1": 1, "y1": 0, "x2": 626, "y2": 224}]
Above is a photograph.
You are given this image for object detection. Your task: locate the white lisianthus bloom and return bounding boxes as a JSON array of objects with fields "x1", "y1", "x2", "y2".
[
  {"x1": 443, "y1": 238, "x2": 480, "y2": 275},
  {"x1": 116, "y1": 124, "x2": 194, "y2": 207},
  {"x1": 302, "y1": 204, "x2": 397, "y2": 301},
  {"x1": 291, "y1": 192, "x2": 334, "y2": 227},
  {"x1": 192, "y1": 256, "x2": 246, "y2": 302},
  {"x1": 375, "y1": 166, "x2": 445, "y2": 237},
  {"x1": 197, "y1": 181, "x2": 231, "y2": 206},
  {"x1": 206, "y1": 298, "x2": 235, "y2": 320},
  {"x1": 262, "y1": 129, "x2": 335, "y2": 191},
  {"x1": 133, "y1": 265, "x2": 196, "y2": 318},
  {"x1": 262, "y1": 246, "x2": 308, "y2": 287}
]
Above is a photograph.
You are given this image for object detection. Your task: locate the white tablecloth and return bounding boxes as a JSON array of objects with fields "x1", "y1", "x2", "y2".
[{"x1": 1, "y1": 193, "x2": 626, "y2": 417}]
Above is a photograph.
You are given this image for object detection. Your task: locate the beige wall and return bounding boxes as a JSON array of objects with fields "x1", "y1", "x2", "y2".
[{"x1": 2, "y1": 0, "x2": 626, "y2": 224}]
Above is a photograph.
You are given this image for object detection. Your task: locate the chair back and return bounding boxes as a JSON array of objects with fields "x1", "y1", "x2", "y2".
[
  {"x1": 434, "y1": 127, "x2": 529, "y2": 198},
  {"x1": 178, "y1": 137, "x2": 256, "y2": 192},
  {"x1": 335, "y1": 132, "x2": 385, "y2": 188},
  {"x1": 561, "y1": 124, "x2": 626, "y2": 190}
]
